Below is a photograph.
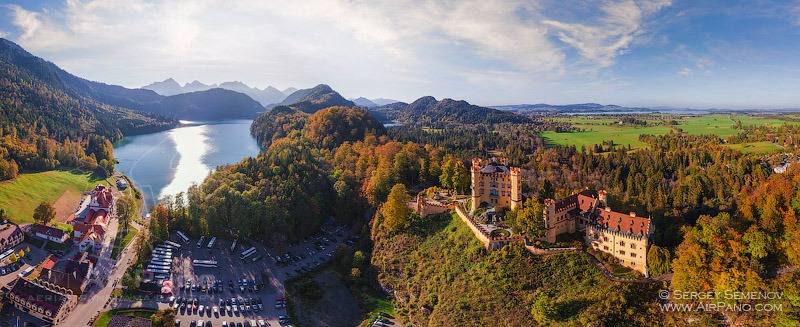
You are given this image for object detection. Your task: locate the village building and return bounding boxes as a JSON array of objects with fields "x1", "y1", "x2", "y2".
[
  {"x1": 0, "y1": 222, "x2": 23, "y2": 252},
  {"x1": 543, "y1": 190, "x2": 654, "y2": 276},
  {"x1": 67, "y1": 184, "x2": 113, "y2": 253},
  {"x1": 38, "y1": 253, "x2": 94, "y2": 296},
  {"x1": 5, "y1": 276, "x2": 78, "y2": 325},
  {"x1": 33, "y1": 224, "x2": 70, "y2": 244},
  {"x1": 469, "y1": 158, "x2": 522, "y2": 212}
]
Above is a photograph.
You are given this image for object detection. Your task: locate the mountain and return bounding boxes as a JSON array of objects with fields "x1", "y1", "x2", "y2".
[
  {"x1": 217, "y1": 81, "x2": 287, "y2": 106},
  {"x1": 371, "y1": 98, "x2": 400, "y2": 106},
  {"x1": 159, "y1": 88, "x2": 265, "y2": 120},
  {"x1": 0, "y1": 38, "x2": 178, "y2": 179},
  {"x1": 141, "y1": 78, "x2": 183, "y2": 96},
  {"x1": 143, "y1": 79, "x2": 289, "y2": 106},
  {"x1": 370, "y1": 96, "x2": 531, "y2": 125},
  {"x1": 282, "y1": 87, "x2": 298, "y2": 95},
  {"x1": 274, "y1": 84, "x2": 356, "y2": 113},
  {"x1": 350, "y1": 97, "x2": 378, "y2": 108},
  {"x1": 182, "y1": 80, "x2": 215, "y2": 93}
]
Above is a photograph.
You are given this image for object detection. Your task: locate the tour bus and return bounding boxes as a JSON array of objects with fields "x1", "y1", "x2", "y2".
[
  {"x1": 148, "y1": 264, "x2": 171, "y2": 270},
  {"x1": 197, "y1": 236, "x2": 206, "y2": 248},
  {"x1": 239, "y1": 247, "x2": 257, "y2": 260},
  {"x1": 176, "y1": 231, "x2": 190, "y2": 244},
  {"x1": 18, "y1": 266, "x2": 34, "y2": 277},
  {"x1": 230, "y1": 239, "x2": 237, "y2": 252},
  {"x1": 0, "y1": 248, "x2": 14, "y2": 261},
  {"x1": 192, "y1": 259, "x2": 218, "y2": 268},
  {"x1": 154, "y1": 274, "x2": 170, "y2": 280},
  {"x1": 164, "y1": 240, "x2": 182, "y2": 249},
  {"x1": 146, "y1": 268, "x2": 170, "y2": 274},
  {"x1": 150, "y1": 258, "x2": 172, "y2": 265},
  {"x1": 207, "y1": 237, "x2": 217, "y2": 250},
  {"x1": 152, "y1": 251, "x2": 172, "y2": 257},
  {"x1": 151, "y1": 255, "x2": 172, "y2": 261}
]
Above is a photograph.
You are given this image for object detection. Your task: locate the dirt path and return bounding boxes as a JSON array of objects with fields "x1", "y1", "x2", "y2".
[{"x1": 289, "y1": 269, "x2": 362, "y2": 327}]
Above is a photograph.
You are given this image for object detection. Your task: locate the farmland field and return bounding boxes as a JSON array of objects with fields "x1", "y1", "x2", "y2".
[{"x1": 541, "y1": 114, "x2": 800, "y2": 151}]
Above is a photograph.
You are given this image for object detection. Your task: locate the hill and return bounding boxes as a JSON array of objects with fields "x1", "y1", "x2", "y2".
[
  {"x1": 274, "y1": 84, "x2": 356, "y2": 113},
  {"x1": 492, "y1": 103, "x2": 654, "y2": 114},
  {"x1": 158, "y1": 88, "x2": 265, "y2": 120},
  {"x1": 0, "y1": 38, "x2": 177, "y2": 180},
  {"x1": 370, "y1": 96, "x2": 531, "y2": 126},
  {"x1": 371, "y1": 212, "x2": 663, "y2": 326}
]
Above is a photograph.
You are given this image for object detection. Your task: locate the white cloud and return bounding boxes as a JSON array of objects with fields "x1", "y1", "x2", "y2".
[
  {"x1": 543, "y1": 0, "x2": 672, "y2": 68},
  {"x1": 2, "y1": 0, "x2": 673, "y2": 104},
  {"x1": 677, "y1": 67, "x2": 692, "y2": 77}
]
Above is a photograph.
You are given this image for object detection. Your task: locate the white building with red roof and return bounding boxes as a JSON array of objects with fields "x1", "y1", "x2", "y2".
[
  {"x1": 543, "y1": 190, "x2": 654, "y2": 276},
  {"x1": 67, "y1": 184, "x2": 113, "y2": 253}
]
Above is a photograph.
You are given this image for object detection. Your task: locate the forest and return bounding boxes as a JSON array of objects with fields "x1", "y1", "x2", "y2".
[{"x1": 149, "y1": 103, "x2": 799, "y2": 325}]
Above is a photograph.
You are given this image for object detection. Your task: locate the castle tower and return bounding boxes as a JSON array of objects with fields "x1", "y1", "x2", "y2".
[
  {"x1": 470, "y1": 158, "x2": 483, "y2": 212},
  {"x1": 510, "y1": 167, "x2": 522, "y2": 210}
]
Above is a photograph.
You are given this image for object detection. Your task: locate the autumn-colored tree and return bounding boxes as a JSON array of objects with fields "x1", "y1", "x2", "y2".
[
  {"x1": 451, "y1": 160, "x2": 469, "y2": 195},
  {"x1": 116, "y1": 194, "x2": 137, "y2": 234},
  {"x1": 439, "y1": 158, "x2": 454, "y2": 191},
  {"x1": 505, "y1": 198, "x2": 545, "y2": 239},
  {"x1": 646, "y1": 245, "x2": 671, "y2": 277},
  {"x1": 381, "y1": 183, "x2": 411, "y2": 232},
  {"x1": 33, "y1": 202, "x2": 55, "y2": 226}
]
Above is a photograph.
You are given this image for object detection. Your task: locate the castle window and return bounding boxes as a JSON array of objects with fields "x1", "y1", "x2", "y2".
[
  {"x1": 630, "y1": 253, "x2": 636, "y2": 258},
  {"x1": 619, "y1": 250, "x2": 625, "y2": 255},
  {"x1": 632, "y1": 262, "x2": 636, "y2": 266},
  {"x1": 630, "y1": 244, "x2": 636, "y2": 249},
  {"x1": 603, "y1": 236, "x2": 608, "y2": 242},
  {"x1": 490, "y1": 182, "x2": 498, "y2": 188},
  {"x1": 480, "y1": 190, "x2": 484, "y2": 195},
  {"x1": 619, "y1": 241, "x2": 625, "y2": 246},
  {"x1": 603, "y1": 246, "x2": 609, "y2": 251}
]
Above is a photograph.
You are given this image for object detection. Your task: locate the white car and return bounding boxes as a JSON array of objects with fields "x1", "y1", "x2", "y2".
[{"x1": 198, "y1": 305, "x2": 204, "y2": 315}]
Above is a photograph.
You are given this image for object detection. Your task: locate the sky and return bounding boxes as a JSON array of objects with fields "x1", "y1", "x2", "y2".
[{"x1": 1, "y1": 0, "x2": 800, "y2": 109}]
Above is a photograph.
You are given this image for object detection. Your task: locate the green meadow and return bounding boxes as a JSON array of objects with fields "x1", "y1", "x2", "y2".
[
  {"x1": 541, "y1": 114, "x2": 800, "y2": 152},
  {"x1": 0, "y1": 170, "x2": 105, "y2": 224}
]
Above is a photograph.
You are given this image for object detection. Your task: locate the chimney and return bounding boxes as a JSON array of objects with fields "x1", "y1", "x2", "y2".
[
  {"x1": 605, "y1": 206, "x2": 611, "y2": 212},
  {"x1": 630, "y1": 212, "x2": 636, "y2": 217}
]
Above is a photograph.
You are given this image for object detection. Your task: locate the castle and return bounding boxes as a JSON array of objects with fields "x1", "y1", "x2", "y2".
[
  {"x1": 544, "y1": 190, "x2": 653, "y2": 276},
  {"x1": 470, "y1": 158, "x2": 522, "y2": 212}
]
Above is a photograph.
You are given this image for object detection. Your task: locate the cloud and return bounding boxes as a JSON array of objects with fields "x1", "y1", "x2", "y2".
[
  {"x1": 677, "y1": 67, "x2": 692, "y2": 77},
  {"x1": 543, "y1": 0, "x2": 672, "y2": 68}
]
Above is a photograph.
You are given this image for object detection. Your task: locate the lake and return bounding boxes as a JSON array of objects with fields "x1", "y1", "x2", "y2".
[{"x1": 113, "y1": 120, "x2": 261, "y2": 206}]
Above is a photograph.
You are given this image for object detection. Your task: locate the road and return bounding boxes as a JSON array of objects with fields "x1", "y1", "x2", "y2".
[{"x1": 59, "y1": 207, "x2": 144, "y2": 326}]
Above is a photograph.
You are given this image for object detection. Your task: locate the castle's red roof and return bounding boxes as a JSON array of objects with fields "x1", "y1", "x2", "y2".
[{"x1": 593, "y1": 209, "x2": 650, "y2": 235}]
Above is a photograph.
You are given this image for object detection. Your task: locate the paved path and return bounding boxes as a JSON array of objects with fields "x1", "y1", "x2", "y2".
[{"x1": 59, "y1": 205, "x2": 143, "y2": 326}]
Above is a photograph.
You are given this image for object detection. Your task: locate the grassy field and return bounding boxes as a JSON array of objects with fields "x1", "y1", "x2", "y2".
[
  {"x1": 541, "y1": 113, "x2": 800, "y2": 151},
  {"x1": 0, "y1": 170, "x2": 106, "y2": 224},
  {"x1": 111, "y1": 225, "x2": 138, "y2": 259},
  {"x1": 723, "y1": 141, "x2": 783, "y2": 154}
]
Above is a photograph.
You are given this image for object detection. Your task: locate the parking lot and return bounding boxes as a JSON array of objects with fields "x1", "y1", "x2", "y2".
[{"x1": 163, "y1": 226, "x2": 352, "y2": 327}]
